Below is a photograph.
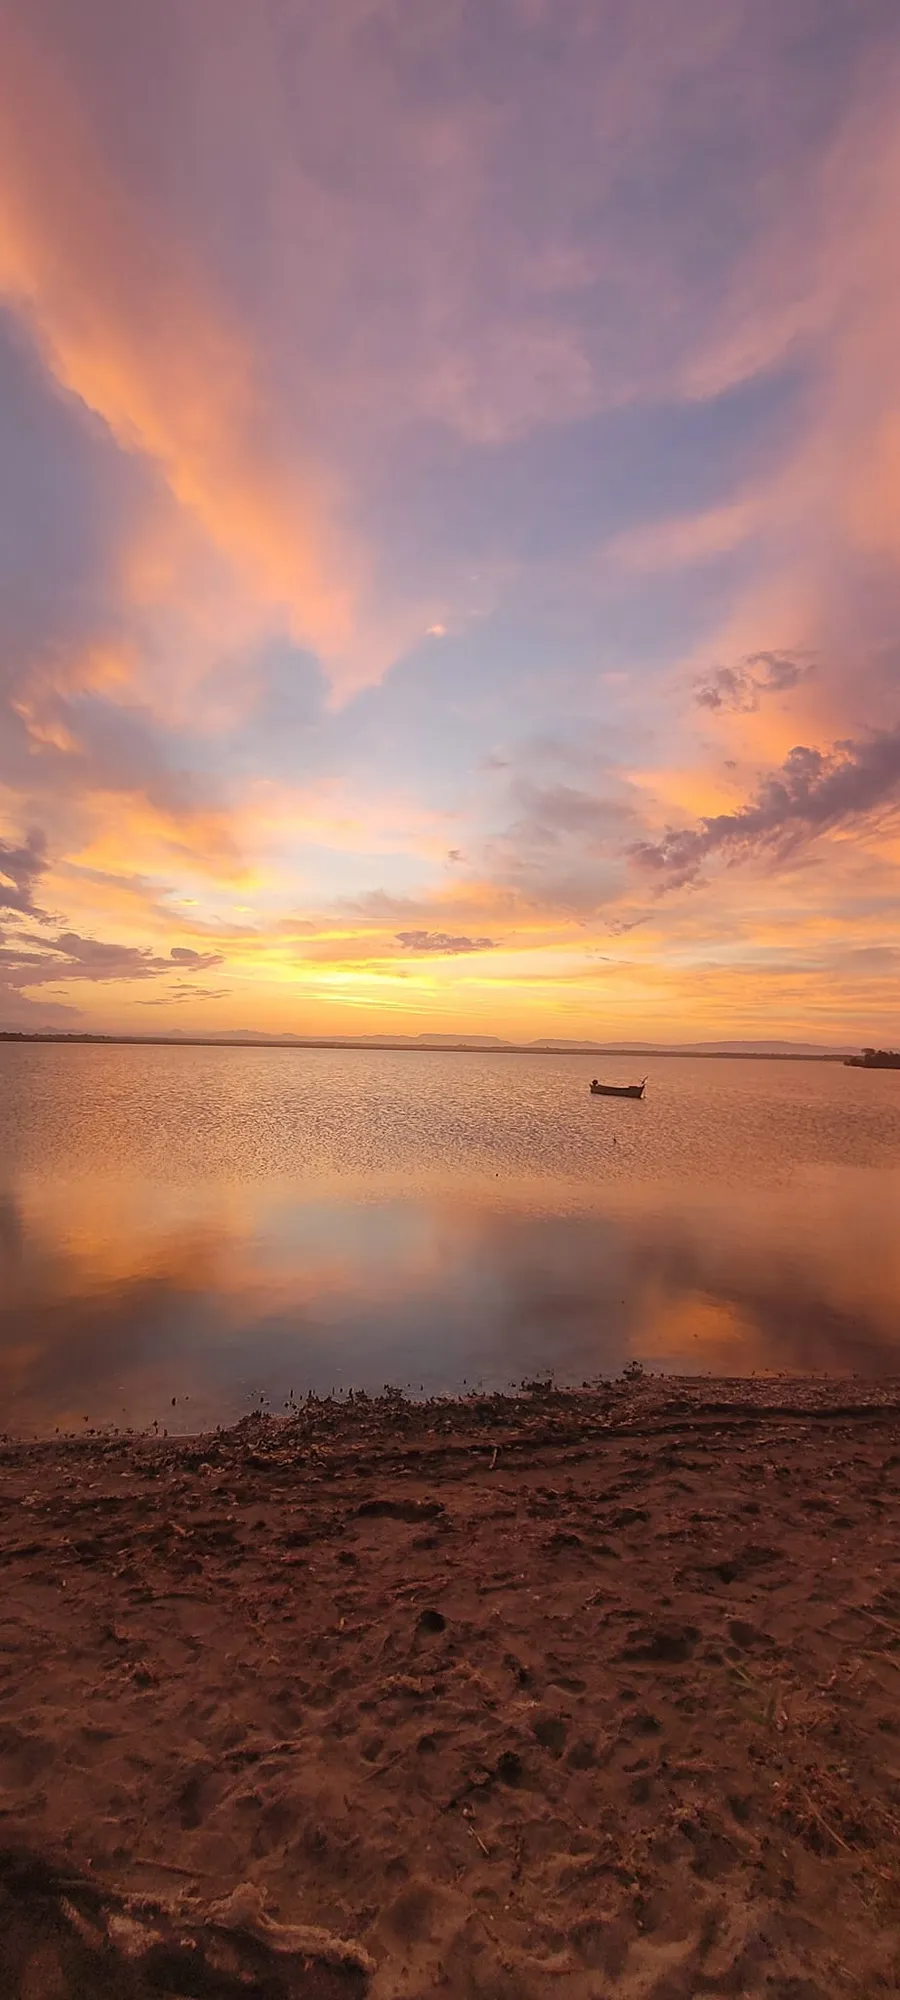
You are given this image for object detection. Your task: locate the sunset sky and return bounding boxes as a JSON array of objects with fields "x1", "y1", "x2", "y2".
[{"x1": 1, "y1": 0, "x2": 899, "y2": 1043}]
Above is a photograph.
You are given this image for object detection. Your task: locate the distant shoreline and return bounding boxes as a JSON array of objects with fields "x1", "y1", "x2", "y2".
[{"x1": 0, "y1": 1032, "x2": 851, "y2": 1060}]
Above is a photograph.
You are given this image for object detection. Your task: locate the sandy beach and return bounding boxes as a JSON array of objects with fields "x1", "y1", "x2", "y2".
[{"x1": 3, "y1": 1376, "x2": 900, "y2": 1997}]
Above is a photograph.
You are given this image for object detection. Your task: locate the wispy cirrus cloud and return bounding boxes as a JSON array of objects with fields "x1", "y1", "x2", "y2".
[
  {"x1": 147, "y1": 981, "x2": 232, "y2": 1005},
  {"x1": 0, "y1": 10, "x2": 357, "y2": 668}
]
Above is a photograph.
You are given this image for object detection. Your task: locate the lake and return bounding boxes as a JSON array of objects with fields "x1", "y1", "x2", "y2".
[{"x1": 1, "y1": 1043, "x2": 899, "y2": 1436}]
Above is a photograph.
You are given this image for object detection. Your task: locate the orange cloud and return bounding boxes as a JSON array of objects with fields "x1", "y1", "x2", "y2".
[
  {"x1": 676, "y1": 53, "x2": 900, "y2": 758},
  {"x1": 604, "y1": 499, "x2": 759, "y2": 576},
  {"x1": 0, "y1": 12, "x2": 356, "y2": 666},
  {"x1": 68, "y1": 794, "x2": 246, "y2": 884}
]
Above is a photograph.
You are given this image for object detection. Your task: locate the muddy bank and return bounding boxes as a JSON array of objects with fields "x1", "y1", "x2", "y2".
[{"x1": 3, "y1": 1377, "x2": 900, "y2": 1996}]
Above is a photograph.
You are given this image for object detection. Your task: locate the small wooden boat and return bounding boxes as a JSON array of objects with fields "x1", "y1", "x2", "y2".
[{"x1": 590, "y1": 1078, "x2": 646, "y2": 1099}]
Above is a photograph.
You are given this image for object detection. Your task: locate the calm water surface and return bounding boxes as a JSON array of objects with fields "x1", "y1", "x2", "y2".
[{"x1": 1, "y1": 1044, "x2": 899, "y2": 1435}]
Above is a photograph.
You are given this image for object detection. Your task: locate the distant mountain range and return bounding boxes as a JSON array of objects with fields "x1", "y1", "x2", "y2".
[
  {"x1": 525, "y1": 1038, "x2": 856, "y2": 1057},
  {"x1": 0, "y1": 1029, "x2": 857, "y2": 1058}
]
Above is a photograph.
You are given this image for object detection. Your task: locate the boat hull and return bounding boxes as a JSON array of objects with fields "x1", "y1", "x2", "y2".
[{"x1": 590, "y1": 1082, "x2": 645, "y2": 1098}]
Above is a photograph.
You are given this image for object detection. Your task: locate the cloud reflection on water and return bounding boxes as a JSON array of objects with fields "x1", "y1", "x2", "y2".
[{"x1": 2, "y1": 1164, "x2": 899, "y2": 1436}]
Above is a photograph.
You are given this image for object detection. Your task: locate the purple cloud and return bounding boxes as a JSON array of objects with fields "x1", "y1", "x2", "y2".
[
  {"x1": 632, "y1": 726, "x2": 900, "y2": 888},
  {"x1": 396, "y1": 930, "x2": 496, "y2": 954},
  {"x1": 0, "y1": 931, "x2": 224, "y2": 988},
  {"x1": 695, "y1": 651, "x2": 812, "y2": 713},
  {"x1": 0, "y1": 829, "x2": 47, "y2": 914}
]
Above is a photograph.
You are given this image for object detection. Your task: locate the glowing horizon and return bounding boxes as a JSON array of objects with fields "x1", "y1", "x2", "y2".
[{"x1": 1, "y1": 1, "x2": 899, "y2": 1045}]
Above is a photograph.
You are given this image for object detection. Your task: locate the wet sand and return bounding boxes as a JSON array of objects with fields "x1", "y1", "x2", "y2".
[{"x1": 3, "y1": 1376, "x2": 900, "y2": 1997}]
